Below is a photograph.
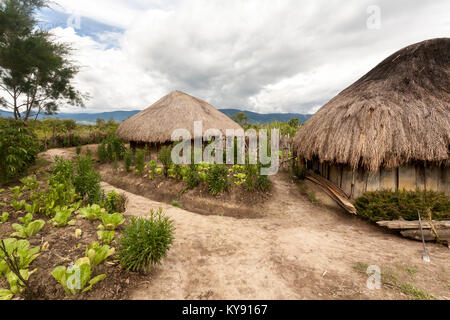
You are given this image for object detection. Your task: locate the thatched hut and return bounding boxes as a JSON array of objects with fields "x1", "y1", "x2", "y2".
[
  {"x1": 293, "y1": 38, "x2": 450, "y2": 198},
  {"x1": 116, "y1": 90, "x2": 243, "y2": 156}
]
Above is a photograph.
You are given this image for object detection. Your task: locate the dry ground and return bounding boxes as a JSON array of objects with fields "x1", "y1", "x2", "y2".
[{"x1": 40, "y1": 147, "x2": 450, "y2": 300}]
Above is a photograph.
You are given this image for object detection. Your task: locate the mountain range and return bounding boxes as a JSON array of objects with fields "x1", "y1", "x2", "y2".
[{"x1": 0, "y1": 108, "x2": 312, "y2": 125}]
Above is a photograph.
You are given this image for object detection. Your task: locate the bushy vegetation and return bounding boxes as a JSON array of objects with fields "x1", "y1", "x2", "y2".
[
  {"x1": 245, "y1": 163, "x2": 271, "y2": 192},
  {"x1": 118, "y1": 208, "x2": 175, "y2": 273},
  {"x1": 355, "y1": 189, "x2": 450, "y2": 222},
  {"x1": 134, "y1": 148, "x2": 146, "y2": 174},
  {"x1": 97, "y1": 135, "x2": 125, "y2": 164},
  {"x1": 104, "y1": 190, "x2": 127, "y2": 214},
  {"x1": 73, "y1": 156, "x2": 102, "y2": 204},
  {"x1": 206, "y1": 164, "x2": 229, "y2": 195},
  {"x1": 0, "y1": 119, "x2": 40, "y2": 183},
  {"x1": 158, "y1": 146, "x2": 173, "y2": 177}
]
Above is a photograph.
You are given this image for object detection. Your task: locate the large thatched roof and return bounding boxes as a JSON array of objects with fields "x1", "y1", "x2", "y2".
[
  {"x1": 294, "y1": 38, "x2": 450, "y2": 171},
  {"x1": 116, "y1": 91, "x2": 243, "y2": 144}
]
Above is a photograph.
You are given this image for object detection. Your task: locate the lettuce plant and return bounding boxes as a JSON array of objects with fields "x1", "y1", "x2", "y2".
[
  {"x1": 0, "y1": 239, "x2": 40, "y2": 276},
  {"x1": 51, "y1": 257, "x2": 106, "y2": 296},
  {"x1": 78, "y1": 204, "x2": 103, "y2": 221},
  {"x1": 0, "y1": 288, "x2": 13, "y2": 300},
  {"x1": 12, "y1": 215, "x2": 45, "y2": 239},
  {"x1": 6, "y1": 269, "x2": 36, "y2": 295},
  {"x1": 100, "y1": 212, "x2": 125, "y2": 230},
  {"x1": 1, "y1": 212, "x2": 8, "y2": 224},
  {"x1": 25, "y1": 201, "x2": 40, "y2": 215},
  {"x1": 85, "y1": 242, "x2": 115, "y2": 266},
  {"x1": 20, "y1": 175, "x2": 40, "y2": 190},
  {"x1": 50, "y1": 207, "x2": 76, "y2": 227},
  {"x1": 9, "y1": 186, "x2": 23, "y2": 199},
  {"x1": 11, "y1": 199, "x2": 26, "y2": 211},
  {"x1": 97, "y1": 231, "x2": 115, "y2": 245}
]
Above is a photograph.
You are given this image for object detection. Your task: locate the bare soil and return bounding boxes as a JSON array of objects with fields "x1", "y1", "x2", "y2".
[{"x1": 30, "y1": 147, "x2": 450, "y2": 300}]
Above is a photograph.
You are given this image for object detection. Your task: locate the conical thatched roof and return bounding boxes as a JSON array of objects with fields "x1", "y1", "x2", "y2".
[
  {"x1": 117, "y1": 91, "x2": 243, "y2": 144},
  {"x1": 294, "y1": 38, "x2": 450, "y2": 172}
]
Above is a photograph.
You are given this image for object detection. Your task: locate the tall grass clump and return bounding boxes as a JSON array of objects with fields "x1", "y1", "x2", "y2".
[
  {"x1": 118, "y1": 208, "x2": 175, "y2": 272},
  {"x1": 73, "y1": 155, "x2": 102, "y2": 204},
  {"x1": 158, "y1": 146, "x2": 173, "y2": 177},
  {"x1": 206, "y1": 164, "x2": 229, "y2": 195}
]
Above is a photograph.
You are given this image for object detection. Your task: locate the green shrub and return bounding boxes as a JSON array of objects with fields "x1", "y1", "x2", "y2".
[
  {"x1": 245, "y1": 163, "x2": 271, "y2": 192},
  {"x1": 76, "y1": 145, "x2": 82, "y2": 155},
  {"x1": 148, "y1": 160, "x2": 158, "y2": 180},
  {"x1": 134, "y1": 149, "x2": 146, "y2": 174},
  {"x1": 206, "y1": 164, "x2": 229, "y2": 195},
  {"x1": 292, "y1": 159, "x2": 306, "y2": 180},
  {"x1": 97, "y1": 142, "x2": 108, "y2": 163},
  {"x1": 73, "y1": 156, "x2": 102, "y2": 204},
  {"x1": 118, "y1": 208, "x2": 175, "y2": 272},
  {"x1": 0, "y1": 120, "x2": 39, "y2": 183},
  {"x1": 186, "y1": 164, "x2": 199, "y2": 189},
  {"x1": 98, "y1": 135, "x2": 125, "y2": 164},
  {"x1": 104, "y1": 190, "x2": 127, "y2": 214},
  {"x1": 49, "y1": 157, "x2": 74, "y2": 187},
  {"x1": 124, "y1": 148, "x2": 132, "y2": 172},
  {"x1": 355, "y1": 189, "x2": 450, "y2": 222},
  {"x1": 158, "y1": 146, "x2": 173, "y2": 177}
]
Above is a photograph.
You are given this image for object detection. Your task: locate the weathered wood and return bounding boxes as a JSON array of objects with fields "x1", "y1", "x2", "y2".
[
  {"x1": 400, "y1": 229, "x2": 450, "y2": 242},
  {"x1": 377, "y1": 220, "x2": 450, "y2": 230},
  {"x1": 306, "y1": 172, "x2": 357, "y2": 215}
]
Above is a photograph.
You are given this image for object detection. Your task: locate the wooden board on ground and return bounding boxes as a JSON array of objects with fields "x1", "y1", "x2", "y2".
[
  {"x1": 400, "y1": 229, "x2": 450, "y2": 243},
  {"x1": 305, "y1": 172, "x2": 357, "y2": 215},
  {"x1": 377, "y1": 220, "x2": 450, "y2": 230}
]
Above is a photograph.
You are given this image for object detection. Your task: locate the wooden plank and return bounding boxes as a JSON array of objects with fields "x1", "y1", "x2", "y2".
[
  {"x1": 306, "y1": 172, "x2": 357, "y2": 215},
  {"x1": 377, "y1": 220, "x2": 450, "y2": 230},
  {"x1": 400, "y1": 229, "x2": 450, "y2": 242}
]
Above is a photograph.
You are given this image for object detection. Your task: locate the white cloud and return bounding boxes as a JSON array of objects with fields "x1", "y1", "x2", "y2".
[{"x1": 47, "y1": 0, "x2": 450, "y2": 114}]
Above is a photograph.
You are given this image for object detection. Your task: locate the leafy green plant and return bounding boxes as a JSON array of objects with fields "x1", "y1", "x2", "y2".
[
  {"x1": 206, "y1": 164, "x2": 229, "y2": 195},
  {"x1": 355, "y1": 189, "x2": 450, "y2": 222},
  {"x1": 97, "y1": 142, "x2": 108, "y2": 163},
  {"x1": 0, "y1": 239, "x2": 40, "y2": 276},
  {"x1": 100, "y1": 212, "x2": 125, "y2": 230},
  {"x1": 97, "y1": 231, "x2": 115, "y2": 245},
  {"x1": 50, "y1": 207, "x2": 76, "y2": 227},
  {"x1": 3, "y1": 269, "x2": 36, "y2": 299},
  {"x1": 185, "y1": 163, "x2": 199, "y2": 189},
  {"x1": 9, "y1": 186, "x2": 23, "y2": 199},
  {"x1": 134, "y1": 148, "x2": 146, "y2": 175},
  {"x1": 245, "y1": 163, "x2": 271, "y2": 192},
  {"x1": 20, "y1": 175, "x2": 40, "y2": 190},
  {"x1": 76, "y1": 145, "x2": 82, "y2": 155},
  {"x1": 49, "y1": 157, "x2": 75, "y2": 187},
  {"x1": 124, "y1": 148, "x2": 133, "y2": 172},
  {"x1": 118, "y1": 208, "x2": 175, "y2": 272},
  {"x1": 73, "y1": 156, "x2": 102, "y2": 204},
  {"x1": 51, "y1": 257, "x2": 106, "y2": 296},
  {"x1": 104, "y1": 190, "x2": 127, "y2": 214},
  {"x1": 12, "y1": 215, "x2": 46, "y2": 239},
  {"x1": 85, "y1": 242, "x2": 115, "y2": 266},
  {"x1": 148, "y1": 160, "x2": 158, "y2": 180},
  {"x1": 40, "y1": 183, "x2": 78, "y2": 217},
  {"x1": 1, "y1": 212, "x2": 8, "y2": 224},
  {"x1": 78, "y1": 204, "x2": 104, "y2": 221},
  {"x1": 11, "y1": 199, "x2": 26, "y2": 211},
  {"x1": 0, "y1": 120, "x2": 39, "y2": 183},
  {"x1": 158, "y1": 146, "x2": 173, "y2": 177},
  {"x1": 25, "y1": 201, "x2": 40, "y2": 215}
]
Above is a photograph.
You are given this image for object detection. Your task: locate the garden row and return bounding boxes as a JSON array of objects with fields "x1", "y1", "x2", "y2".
[{"x1": 0, "y1": 154, "x2": 174, "y2": 300}]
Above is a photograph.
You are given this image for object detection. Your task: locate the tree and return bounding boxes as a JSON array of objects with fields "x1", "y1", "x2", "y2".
[
  {"x1": 288, "y1": 118, "x2": 300, "y2": 128},
  {"x1": 232, "y1": 112, "x2": 249, "y2": 128},
  {"x1": 0, "y1": 0, "x2": 86, "y2": 122}
]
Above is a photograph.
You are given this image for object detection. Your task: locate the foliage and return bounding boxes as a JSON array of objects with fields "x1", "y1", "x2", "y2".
[
  {"x1": 85, "y1": 242, "x2": 115, "y2": 266},
  {"x1": 244, "y1": 163, "x2": 271, "y2": 192},
  {"x1": 39, "y1": 183, "x2": 78, "y2": 217},
  {"x1": 118, "y1": 208, "x2": 175, "y2": 273},
  {"x1": 0, "y1": 238, "x2": 40, "y2": 277},
  {"x1": 232, "y1": 112, "x2": 249, "y2": 128},
  {"x1": 50, "y1": 206, "x2": 75, "y2": 227},
  {"x1": 185, "y1": 163, "x2": 199, "y2": 189},
  {"x1": 355, "y1": 189, "x2": 450, "y2": 222},
  {"x1": 206, "y1": 164, "x2": 229, "y2": 196},
  {"x1": 49, "y1": 157, "x2": 74, "y2": 186},
  {"x1": 97, "y1": 135, "x2": 125, "y2": 164},
  {"x1": 171, "y1": 200, "x2": 183, "y2": 209},
  {"x1": 134, "y1": 148, "x2": 146, "y2": 174},
  {"x1": 292, "y1": 159, "x2": 306, "y2": 180},
  {"x1": 0, "y1": 0, "x2": 85, "y2": 121},
  {"x1": 100, "y1": 212, "x2": 125, "y2": 230},
  {"x1": 158, "y1": 146, "x2": 173, "y2": 177},
  {"x1": 1, "y1": 212, "x2": 8, "y2": 224},
  {"x1": 97, "y1": 231, "x2": 115, "y2": 245},
  {"x1": 123, "y1": 148, "x2": 132, "y2": 172},
  {"x1": 147, "y1": 160, "x2": 158, "y2": 180},
  {"x1": 51, "y1": 257, "x2": 106, "y2": 296},
  {"x1": 104, "y1": 190, "x2": 126, "y2": 214},
  {"x1": 78, "y1": 204, "x2": 103, "y2": 221},
  {"x1": 11, "y1": 199, "x2": 26, "y2": 211},
  {"x1": 0, "y1": 119, "x2": 39, "y2": 183},
  {"x1": 11, "y1": 214, "x2": 45, "y2": 239},
  {"x1": 73, "y1": 156, "x2": 102, "y2": 204},
  {"x1": 20, "y1": 175, "x2": 40, "y2": 190}
]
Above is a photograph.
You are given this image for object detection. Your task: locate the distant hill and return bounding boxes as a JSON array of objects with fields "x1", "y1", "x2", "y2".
[{"x1": 0, "y1": 108, "x2": 312, "y2": 125}]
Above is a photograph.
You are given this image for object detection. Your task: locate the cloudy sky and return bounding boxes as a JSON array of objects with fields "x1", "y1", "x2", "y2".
[{"x1": 37, "y1": 0, "x2": 450, "y2": 114}]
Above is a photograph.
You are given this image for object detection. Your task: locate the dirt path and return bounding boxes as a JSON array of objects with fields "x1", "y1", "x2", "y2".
[{"x1": 41, "y1": 148, "x2": 450, "y2": 300}]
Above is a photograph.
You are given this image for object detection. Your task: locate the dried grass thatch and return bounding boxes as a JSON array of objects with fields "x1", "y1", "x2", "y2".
[
  {"x1": 117, "y1": 91, "x2": 243, "y2": 144},
  {"x1": 294, "y1": 38, "x2": 450, "y2": 172}
]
